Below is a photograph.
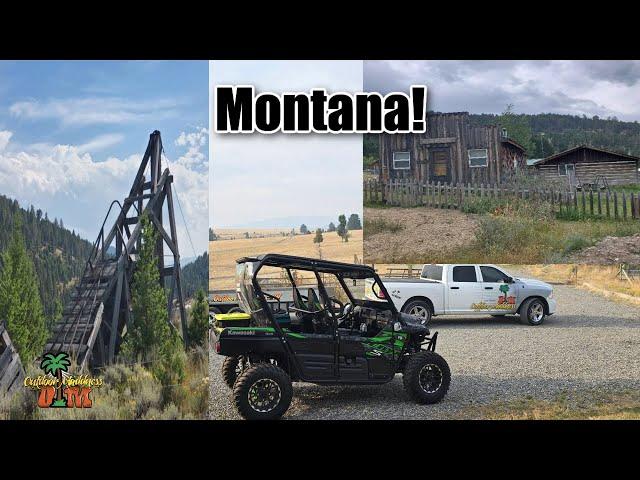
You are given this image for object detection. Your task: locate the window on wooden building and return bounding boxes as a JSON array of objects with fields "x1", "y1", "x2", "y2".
[
  {"x1": 393, "y1": 151, "x2": 410, "y2": 170},
  {"x1": 468, "y1": 149, "x2": 488, "y2": 168},
  {"x1": 558, "y1": 164, "x2": 575, "y2": 176}
]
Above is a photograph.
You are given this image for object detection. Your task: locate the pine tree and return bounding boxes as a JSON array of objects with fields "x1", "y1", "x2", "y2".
[
  {"x1": 347, "y1": 214, "x2": 362, "y2": 230},
  {"x1": 188, "y1": 288, "x2": 209, "y2": 348},
  {"x1": 336, "y1": 215, "x2": 348, "y2": 242},
  {"x1": 120, "y1": 214, "x2": 185, "y2": 387},
  {"x1": 327, "y1": 222, "x2": 336, "y2": 232},
  {"x1": 313, "y1": 228, "x2": 324, "y2": 244},
  {"x1": 0, "y1": 213, "x2": 47, "y2": 364}
]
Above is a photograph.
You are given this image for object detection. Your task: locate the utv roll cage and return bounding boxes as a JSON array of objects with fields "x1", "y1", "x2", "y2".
[{"x1": 237, "y1": 253, "x2": 398, "y2": 334}]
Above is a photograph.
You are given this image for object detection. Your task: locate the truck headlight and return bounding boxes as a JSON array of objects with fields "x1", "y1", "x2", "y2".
[{"x1": 548, "y1": 291, "x2": 554, "y2": 299}]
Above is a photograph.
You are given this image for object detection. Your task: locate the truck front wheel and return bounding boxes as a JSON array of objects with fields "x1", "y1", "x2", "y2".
[
  {"x1": 520, "y1": 298, "x2": 546, "y2": 326},
  {"x1": 402, "y1": 299, "x2": 432, "y2": 325},
  {"x1": 403, "y1": 351, "x2": 451, "y2": 404}
]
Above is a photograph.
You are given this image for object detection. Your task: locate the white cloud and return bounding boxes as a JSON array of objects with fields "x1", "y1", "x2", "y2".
[
  {"x1": 364, "y1": 60, "x2": 640, "y2": 121},
  {"x1": 173, "y1": 127, "x2": 208, "y2": 170},
  {"x1": 0, "y1": 127, "x2": 208, "y2": 254},
  {"x1": 77, "y1": 133, "x2": 125, "y2": 154},
  {"x1": 0, "y1": 130, "x2": 12, "y2": 151},
  {"x1": 9, "y1": 97, "x2": 183, "y2": 126}
]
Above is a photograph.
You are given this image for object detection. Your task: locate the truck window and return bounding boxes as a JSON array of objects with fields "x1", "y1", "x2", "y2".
[
  {"x1": 452, "y1": 266, "x2": 477, "y2": 282},
  {"x1": 480, "y1": 266, "x2": 509, "y2": 283},
  {"x1": 421, "y1": 264, "x2": 443, "y2": 281}
]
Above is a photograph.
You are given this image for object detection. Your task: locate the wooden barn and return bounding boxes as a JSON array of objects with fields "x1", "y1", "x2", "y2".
[
  {"x1": 378, "y1": 112, "x2": 527, "y2": 185},
  {"x1": 534, "y1": 145, "x2": 640, "y2": 186}
]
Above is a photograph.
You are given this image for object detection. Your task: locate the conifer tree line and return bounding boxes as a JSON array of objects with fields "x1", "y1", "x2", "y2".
[
  {"x1": 0, "y1": 194, "x2": 93, "y2": 323},
  {"x1": 0, "y1": 194, "x2": 208, "y2": 357}
]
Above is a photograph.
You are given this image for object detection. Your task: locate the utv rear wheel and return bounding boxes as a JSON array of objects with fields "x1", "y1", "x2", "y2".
[
  {"x1": 233, "y1": 364, "x2": 293, "y2": 420},
  {"x1": 402, "y1": 300, "x2": 432, "y2": 325},
  {"x1": 403, "y1": 351, "x2": 451, "y2": 404},
  {"x1": 520, "y1": 298, "x2": 546, "y2": 326},
  {"x1": 221, "y1": 356, "x2": 245, "y2": 388}
]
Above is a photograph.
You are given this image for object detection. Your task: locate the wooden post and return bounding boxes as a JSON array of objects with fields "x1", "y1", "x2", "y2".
[
  {"x1": 614, "y1": 191, "x2": 619, "y2": 220},
  {"x1": 589, "y1": 191, "x2": 594, "y2": 216},
  {"x1": 597, "y1": 191, "x2": 602, "y2": 216},
  {"x1": 606, "y1": 191, "x2": 611, "y2": 218},
  {"x1": 623, "y1": 192, "x2": 627, "y2": 220}
]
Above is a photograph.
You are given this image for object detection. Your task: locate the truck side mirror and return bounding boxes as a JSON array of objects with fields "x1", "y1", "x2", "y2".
[{"x1": 505, "y1": 276, "x2": 514, "y2": 284}]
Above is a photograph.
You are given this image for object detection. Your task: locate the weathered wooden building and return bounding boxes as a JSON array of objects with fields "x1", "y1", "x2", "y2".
[
  {"x1": 379, "y1": 112, "x2": 527, "y2": 184},
  {"x1": 534, "y1": 145, "x2": 640, "y2": 186}
]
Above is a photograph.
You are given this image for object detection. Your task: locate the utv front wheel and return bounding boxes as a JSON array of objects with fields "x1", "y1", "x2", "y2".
[
  {"x1": 233, "y1": 364, "x2": 293, "y2": 420},
  {"x1": 403, "y1": 351, "x2": 451, "y2": 404},
  {"x1": 221, "y1": 356, "x2": 246, "y2": 388}
]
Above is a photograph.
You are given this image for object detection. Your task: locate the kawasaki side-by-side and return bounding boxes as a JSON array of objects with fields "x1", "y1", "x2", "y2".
[{"x1": 211, "y1": 254, "x2": 451, "y2": 420}]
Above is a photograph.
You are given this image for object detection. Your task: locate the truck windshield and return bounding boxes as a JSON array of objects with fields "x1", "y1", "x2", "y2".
[{"x1": 421, "y1": 264, "x2": 443, "y2": 281}]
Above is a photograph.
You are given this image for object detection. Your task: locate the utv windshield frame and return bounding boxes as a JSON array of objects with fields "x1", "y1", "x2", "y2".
[{"x1": 236, "y1": 254, "x2": 398, "y2": 334}]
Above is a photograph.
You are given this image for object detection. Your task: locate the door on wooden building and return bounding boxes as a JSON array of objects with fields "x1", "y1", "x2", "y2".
[{"x1": 429, "y1": 149, "x2": 451, "y2": 183}]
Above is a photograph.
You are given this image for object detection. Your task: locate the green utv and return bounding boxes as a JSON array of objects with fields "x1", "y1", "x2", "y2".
[{"x1": 212, "y1": 254, "x2": 451, "y2": 420}]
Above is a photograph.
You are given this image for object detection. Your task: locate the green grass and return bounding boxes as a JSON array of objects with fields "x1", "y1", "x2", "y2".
[
  {"x1": 609, "y1": 184, "x2": 640, "y2": 194},
  {"x1": 453, "y1": 214, "x2": 640, "y2": 264}
]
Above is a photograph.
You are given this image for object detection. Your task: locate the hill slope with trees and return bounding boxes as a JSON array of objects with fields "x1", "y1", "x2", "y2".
[
  {"x1": 0, "y1": 194, "x2": 93, "y2": 324},
  {"x1": 364, "y1": 112, "x2": 640, "y2": 161}
]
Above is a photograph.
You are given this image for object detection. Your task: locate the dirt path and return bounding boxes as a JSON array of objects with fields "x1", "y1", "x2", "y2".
[
  {"x1": 364, "y1": 207, "x2": 478, "y2": 263},
  {"x1": 569, "y1": 233, "x2": 640, "y2": 265}
]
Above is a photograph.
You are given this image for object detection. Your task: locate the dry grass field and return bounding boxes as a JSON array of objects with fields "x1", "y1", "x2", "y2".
[{"x1": 209, "y1": 229, "x2": 363, "y2": 290}]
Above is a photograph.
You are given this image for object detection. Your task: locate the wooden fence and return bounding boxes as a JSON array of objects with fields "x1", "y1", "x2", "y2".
[
  {"x1": 364, "y1": 179, "x2": 640, "y2": 220},
  {"x1": 0, "y1": 321, "x2": 25, "y2": 396}
]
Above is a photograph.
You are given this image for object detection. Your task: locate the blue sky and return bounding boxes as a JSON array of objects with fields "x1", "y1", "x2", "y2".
[{"x1": 0, "y1": 61, "x2": 209, "y2": 255}]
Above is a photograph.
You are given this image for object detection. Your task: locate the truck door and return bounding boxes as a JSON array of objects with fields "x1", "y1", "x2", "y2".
[
  {"x1": 479, "y1": 266, "x2": 518, "y2": 313},
  {"x1": 447, "y1": 265, "x2": 483, "y2": 313}
]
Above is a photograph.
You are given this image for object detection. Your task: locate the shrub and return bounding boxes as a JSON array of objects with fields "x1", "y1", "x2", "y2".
[{"x1": 364, "y1": 218, "x2": 403, "y2": 236}]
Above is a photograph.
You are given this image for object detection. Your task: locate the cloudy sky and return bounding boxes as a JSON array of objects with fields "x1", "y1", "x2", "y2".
[
  {"x1": 0, "y1": 61, "x2": 208, "y2": 256},
  {"x1": 209, "y1": 60, "x2": 363, "y2": 228},
  {"x1": 365, "y1": 60, "x2": 640, "y2": 121}
]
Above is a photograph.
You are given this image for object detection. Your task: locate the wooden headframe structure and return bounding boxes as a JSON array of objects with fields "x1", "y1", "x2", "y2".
[{"x1": 44, "y1": 130, "x2": 188, "y2": 370}]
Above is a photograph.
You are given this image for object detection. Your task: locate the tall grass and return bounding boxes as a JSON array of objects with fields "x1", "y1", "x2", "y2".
[{"x1": 0, "y1": 347, "x2": 209, "y2": 420}]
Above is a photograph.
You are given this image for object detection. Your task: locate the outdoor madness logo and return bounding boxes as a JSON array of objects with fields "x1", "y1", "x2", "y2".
[
  {"x1": 471, "y1": 283, "x2": 517, "y2": 311},
  {"x1": 23, "y1": 352, "x2": 104, "y2": 408}
]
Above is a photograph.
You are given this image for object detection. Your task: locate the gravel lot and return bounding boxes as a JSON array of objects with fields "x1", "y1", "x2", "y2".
[{"x1": 209, "y1": 279, "x2": 640, "y2": 419}]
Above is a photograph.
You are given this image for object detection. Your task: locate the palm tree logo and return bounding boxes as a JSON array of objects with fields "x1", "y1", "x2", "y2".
[
  {"x1": 40, "y1": 352, "x2": 71, "y2": 407},
  {"x1": 499, "y1": 284, "x2": 510, "y2": 304}
]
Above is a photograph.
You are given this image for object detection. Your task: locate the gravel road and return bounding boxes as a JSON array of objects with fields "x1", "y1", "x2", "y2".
[{"x1": 208, "y1": 280, "x2": 640, "y2": 420}]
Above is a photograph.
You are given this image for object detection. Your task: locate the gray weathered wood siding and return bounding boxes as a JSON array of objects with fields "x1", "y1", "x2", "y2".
[
  {"x1": 537, "y1": 160, "x2": 638, "y2": 185},
  {"x1": 0, "y1": 322, "x2": 25, "y2": 396},
  {"x1": 379, "y1": 112, "x2": 526, "y2": 185},
  {"x1": 535, "y1": 147, "x2": 640, "y2": 185}
]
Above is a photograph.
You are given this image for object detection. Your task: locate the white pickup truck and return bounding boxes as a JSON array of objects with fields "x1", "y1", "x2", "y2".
[{"x1": 366, "y1": 264, "x2": 556, "y2": 326}]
